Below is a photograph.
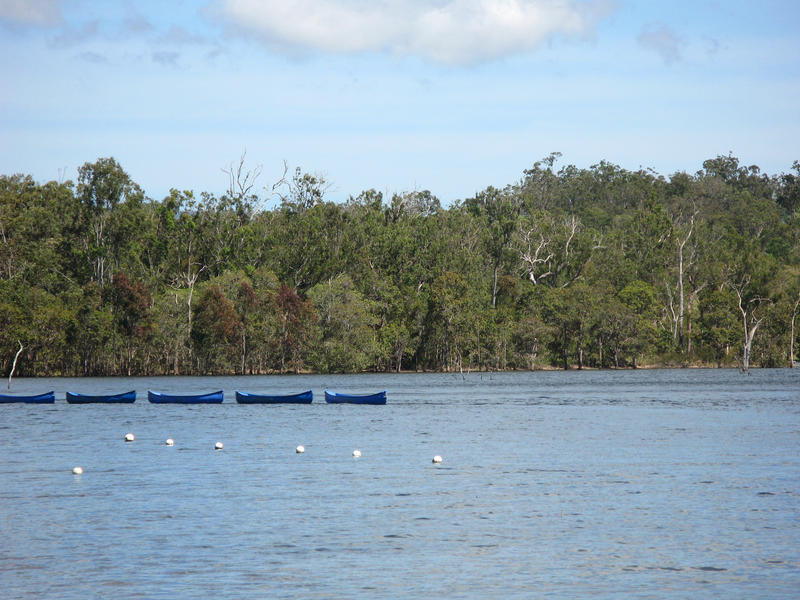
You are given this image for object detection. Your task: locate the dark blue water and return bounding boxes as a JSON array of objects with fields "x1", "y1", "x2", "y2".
[{"x1": 1, "y1": 370, "x2": 798, "y2": 598}]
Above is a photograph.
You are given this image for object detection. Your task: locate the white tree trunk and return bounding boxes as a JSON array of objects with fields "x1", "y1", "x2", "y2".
[
  {"x1": 675, "y1": 208, "x2": 696, "y2": 351},
  {"x1": 8, "y1": 340, "x2": 23, "y2": 389},
  {"x1": 736, "y1": 288, "x2": 763, "y2": 373},
  {"x1": 791, "y1": 292, "x2": 799, "y2": 368}
]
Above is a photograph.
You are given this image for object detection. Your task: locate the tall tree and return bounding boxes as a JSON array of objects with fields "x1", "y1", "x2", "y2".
[
  {"x1": 191, "y1": 284, "x2": 241, "y2": 373},
  {"x1": 76, "y1": 158, "x2": 143, "y2": 285},
  {"x1": 105, "y1": 271, "x2": 152, "y2": 374},
  {"x1": 274, "y1": 284, "x2": 316, "y2": 373},
  {"x1": 308, "y1": 275, "x2": 379, "y2": 373},
  {"x1": 466, "y1": 186, "x2": 521, "y2": 307}
]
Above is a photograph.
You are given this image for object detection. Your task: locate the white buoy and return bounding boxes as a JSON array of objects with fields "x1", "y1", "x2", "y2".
[
  {"x1": 432, "y1": 455, "x2": 443, "y2": 463},
  {"x1": 214, "y1": 442, "x2": 223, "y2": 450},
  {"x1": 352, "y1": 449, "x2": 362, "y2": 458},
  {"x1": 124, "y1": 433, "x2": 135, "y2": 442},
  {"x1": 72, "y1": 466, "x2": 83, "y2": 474},
  {"x1": 296, "y1": 445, "x2": 305, "y2": 454},
  {"x1": 165, "y1": 438, "x2": 174, "y2": 446}
]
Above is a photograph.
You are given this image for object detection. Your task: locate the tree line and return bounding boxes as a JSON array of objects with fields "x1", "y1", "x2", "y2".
[{"x1": 1, "y1": 153, "x2": 798, "y2": 376}]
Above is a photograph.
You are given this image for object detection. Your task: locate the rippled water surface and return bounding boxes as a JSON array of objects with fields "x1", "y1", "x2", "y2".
[{"x1": 1, "y1": 369, "x2": 799, "y2": 598}]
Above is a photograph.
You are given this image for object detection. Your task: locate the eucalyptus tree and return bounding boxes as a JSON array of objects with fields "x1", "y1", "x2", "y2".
[
  {"x1": 342, "y1": 189, "x2": 387, "y2": 285},
  {"x1": 422, "y1": 271, "x2": 479, "y2": 372},
  {"x1": 151, "y1": 289, "x2": 189, "y2": 374},
  {"x1": 238, "y1": 267, "x2": 281, "y2": 373},
  {"x1": 464, "y1": 185, "x2": 521, "y2": 308},
  {"x1": 0, "y1": 176, "x2": 75, "y2": 290},
  {"x1": 0, "y1": 283, "x2": 27, "y2": 375},
  {"x1": 191, "y1": 284, "x2": 241, "y2": 373},
  {"x1": 221, "y1": 149, "x2": 262, "y2": 216},
  {"x1": 512, "y1": 279, "x2": 555, "y2": 369},
  {"x1": 274, "y1": 283, "x2": 316, "y2": 374},
  {"x1": 514, "y1": 211, "x2": 593, "y2": 288},
  {"x1": 162, "y1": 189, "x2": 211, "y2": 360},
  {"x1": 775, "y1": 161, "x2": 800, "y2": 216},
  {"x1": 270, "y1": 202, "x2": 349, "y2": 289},
  {"x1": 666, "y1": 200, "x2": 699, "y2": 350},
  {"x1": 76, "y1": 157, "x2": 144, "y2": 286},
  {"x1": 381, "y1": 190, "x2": 446, "y2": 294},
  {"x1": 106, "y1": 271, "x2": 152, "y2": 375},
  {"x1": 280, "y1": 167, "x2": 331, "y2": 213},
  {"x1": 617, "y1": 279, "x2": 662, "y2": 367},
  {"x1": 723, "y1": 247, "x2": 775, "y2": 372},
  {"x1": 697, "y1": 287, "x2": 739, "y2": 367},
  {"x1": 0, "y1": 175, "x2": 40, "y2": 281},
  {"x1": 519, "y1": 152, "x2": 563, "y2": 211},
  {"x1": 234, "y1": 279, "x2": 259, "y2": 374},
  {"x1": 537, "y1": 285, "x2": 574, "y2": 369},
  {"x1": 308, "y1": 274, "x2": 379, "y2": 372}
]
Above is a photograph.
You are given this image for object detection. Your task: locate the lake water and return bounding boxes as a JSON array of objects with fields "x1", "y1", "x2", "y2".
[{"x1": 1, "y1": 369, "x2": 798, "y2": 598}]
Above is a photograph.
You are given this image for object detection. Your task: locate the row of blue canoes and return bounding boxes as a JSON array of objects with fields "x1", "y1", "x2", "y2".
[{"x1": 0, "y1": 390, "x2": 387, "y2": 405}]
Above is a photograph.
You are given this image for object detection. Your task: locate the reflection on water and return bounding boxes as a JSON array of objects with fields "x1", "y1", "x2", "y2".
[{"x1": 1, "y1": 369, "x2": 799, "y2": 598}]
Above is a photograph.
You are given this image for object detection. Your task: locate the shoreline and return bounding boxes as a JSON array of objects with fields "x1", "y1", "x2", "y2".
[{"x1": 7, "y1": 363, "x2": 795, "y2": 379}]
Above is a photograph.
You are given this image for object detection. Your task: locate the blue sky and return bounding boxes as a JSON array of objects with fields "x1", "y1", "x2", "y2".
[{"x1": 1, "y1": 0, "x2": 798, "y2": 204}]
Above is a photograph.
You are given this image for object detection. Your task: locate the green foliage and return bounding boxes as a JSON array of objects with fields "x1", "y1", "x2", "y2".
[
  {"x1": 191, "y1": 284, "x2": 241, "y2": 373},
  {"x1": 697, "y1": 288, "x2": 739, "y2": 366},
  {"x1": 274, "y1": 283, "x2": 316, "y2": 373},
  {"x1": 308, "y1": 275, "x2": 377, "y2": 373},
  {"x1": 1, "y1": 153, "x2": 797, "y2": 374}
]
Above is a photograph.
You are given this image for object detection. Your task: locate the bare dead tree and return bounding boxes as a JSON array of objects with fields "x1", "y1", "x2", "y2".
[
  {"x1": 8, "y1": 340, "x2": 23, "y2": 389},
  {"x1": 221, "y1": 152, "x2": 295, "y2": 217},
  {"x1": 516, "y1": 214, "x2": 585, "y2": 287},
  {"x1": 563, "y1": 214, "x2": 579, "y2": 259},
  {"x1": 517, "y1": 226, "x2": 554, "y2": 285},
  {"x1": 222, "y1": 149, "x2": 262, "y2": 204},
  {"x1": 791, "y1": 290, "x2": 800, "y2": 368},
  {"x1": 728, "y1": 274, "x2": 766, "y2": 373},
  {"x1": 266, "y1": 160, "x2": 290, "y2": 205},
  {"x1": 557, "y1": 215, "x2": 585, "y2": 288}
]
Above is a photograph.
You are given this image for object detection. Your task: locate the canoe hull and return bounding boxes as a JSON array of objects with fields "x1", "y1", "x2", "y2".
[
  {"x1": 324, "y1": 390, "x2": 386, "y2": 405},
  {"x1": 66, "y1": 391, "x2": 136, "y2": 404},
  {"x1": 0, "y1": 391, "x2": 55, "y2": 404},
  {"x1": 236, "y1": 390, "x2": 313, "y2": 404},
  {"x1": 148, "y1": 390, "x2": 224, "y2": 404}
]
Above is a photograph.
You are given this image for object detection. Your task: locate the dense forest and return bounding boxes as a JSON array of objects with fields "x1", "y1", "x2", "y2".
[{"x1": 1, "y1": 153, "x2": 799, "y2": 376}]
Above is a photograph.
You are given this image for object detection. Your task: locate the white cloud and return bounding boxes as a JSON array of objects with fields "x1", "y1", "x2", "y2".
[
  {"x1": 50, "y1": 20, "x2": 99, "y2": 47},
  {"x1": 78, "y1": 51, "x2": 106, "y2": 64},
  {"x1": 637, "y1": 24, "x2": 683, "y2": 64},
  {"x1": 0, "y1": 0, "x2": 61, "y2": 27},
  {"x1": 219, "y1": 0, "x2": 612, "y2": 65},
  {"x1": 153, "y1": 51, "x2": 180, "y2": 66}
]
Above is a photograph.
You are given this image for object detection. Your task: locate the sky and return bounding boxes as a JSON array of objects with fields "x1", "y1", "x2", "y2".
[{"x1": 1, "y1": 0, "x2": 798, "y2": 204}]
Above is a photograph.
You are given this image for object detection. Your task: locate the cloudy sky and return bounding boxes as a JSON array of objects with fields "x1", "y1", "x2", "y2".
[{"x1": 1, "y1": 0, "x2": 798, "y2": 203}]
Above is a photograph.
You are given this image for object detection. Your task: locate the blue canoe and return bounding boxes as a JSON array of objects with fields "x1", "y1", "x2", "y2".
[
  {"x1": 148, "y1": 390, "x2": 224, "y2": 404},
  {"x1": 324, "y1": 390, "x2": 387, "y2": 405},
  {"x1": 0, "y1": 391, "x2": 55, "y2": 404},
  {"x1": 236, "y1": 390, "x2": 313, "y2": 404},
  {"x1": 66, "y1": 390, "x2": 136, "y2": 404}
]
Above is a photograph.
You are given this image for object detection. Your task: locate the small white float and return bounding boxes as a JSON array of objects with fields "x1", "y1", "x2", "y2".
[
  {"x1": 352, "y1": 449, "x2": 362, "y2": 458},
  {"x1": 165, "y1": 438, "x2": 174, "y2": 446},
  {"x1": 296, "y1": 445, "x2": 305, "y2": 454},
  {"x1": 214, "y1": 442, "x2": 223, "y2": 450},
  {"x1": 432, "y1": 455, "x2": 443, "y2": 463},
  {"x1": 72, "y1": 466, "x2": 83, "y2": 474},
  {"x1": 124, "y1": 433, "x2": 135, "y2": 442}
]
